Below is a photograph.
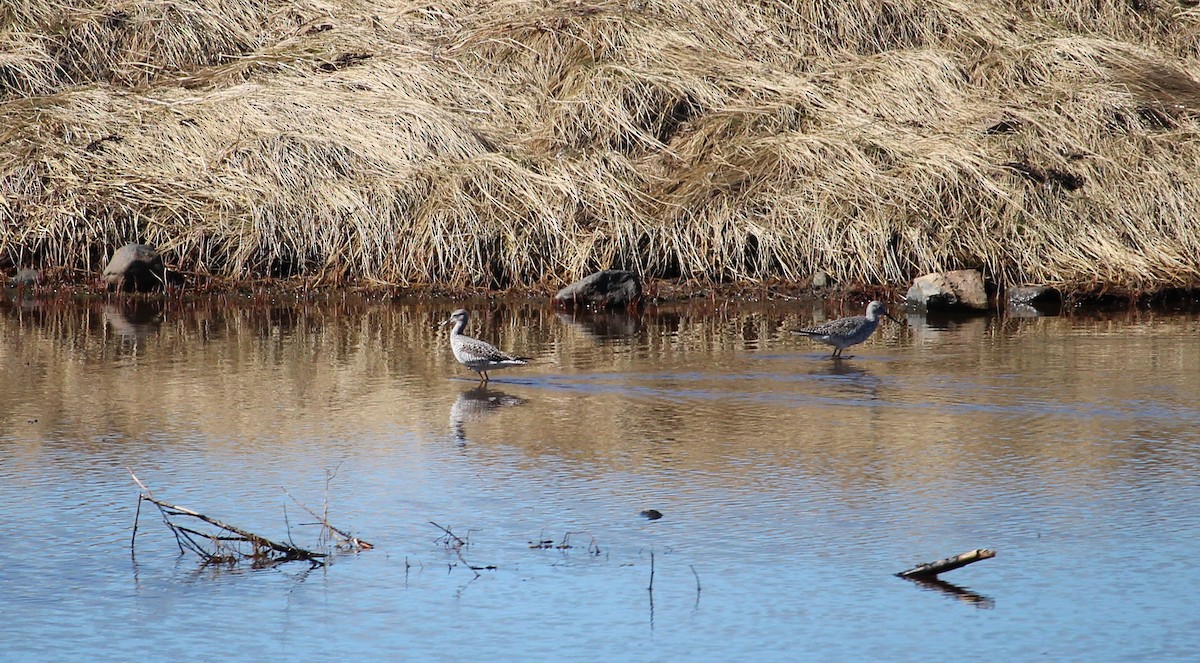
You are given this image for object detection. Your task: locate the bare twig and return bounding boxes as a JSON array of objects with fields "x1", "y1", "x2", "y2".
[
  {"x1": 429, "y1": 522, "x2": 493, "y2": 575},
  {"x1": 283, "y1": 487, "x2": 374, "y2": 550},
  {"x1": 429, "y1": 521, "x2": 467, "y2": 548}
]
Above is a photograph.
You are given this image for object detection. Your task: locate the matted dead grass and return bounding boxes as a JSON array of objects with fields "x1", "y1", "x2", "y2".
[{"x1": 2, "y1": 0, "x2": 1200, "y2": 293}]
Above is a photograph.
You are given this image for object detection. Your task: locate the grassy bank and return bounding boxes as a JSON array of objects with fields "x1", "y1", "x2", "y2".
[{"x1": 2, "y1": 0, "x2": 1200, "y2": 293}]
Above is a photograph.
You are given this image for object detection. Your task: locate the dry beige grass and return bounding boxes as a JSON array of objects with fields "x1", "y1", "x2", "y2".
[{"x1": 2, "y1": 0, "x2": 1200, "y2": 292}]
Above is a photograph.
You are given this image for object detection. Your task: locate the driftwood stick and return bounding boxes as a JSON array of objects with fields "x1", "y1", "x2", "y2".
[{"x1": 897, "y1": 549, "x2": 995, "y2": 579}]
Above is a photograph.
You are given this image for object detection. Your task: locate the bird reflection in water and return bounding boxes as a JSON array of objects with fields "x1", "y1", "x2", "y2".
[
  {"x1": 811, "y1": 359, "x2": 872, "y2": 378},
  {"x1": 806, "y1": 358, "x2": 887, "y2": 401},
  {"x1": 449, "y1": 386, "x2": 527, "y2": 445}
]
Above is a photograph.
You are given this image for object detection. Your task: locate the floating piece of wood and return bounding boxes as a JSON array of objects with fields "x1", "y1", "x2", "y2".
[{"x1": 896, "y1": 548, "x2": 995, "y2": 579}]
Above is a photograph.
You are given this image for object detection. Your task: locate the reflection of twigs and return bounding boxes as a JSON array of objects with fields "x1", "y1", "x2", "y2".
[
  {"x1": 648, "y1": 552, "x2": 656, "y2": 631},
  {"x1": 429, "y1": 522, "x2": 494, "y2": 576},
  {"x1": 283, "y1": 487, "x2": 374, "y2": 550},
  {"x1": 455, "y1": 548, "x2": 496, "y2": 573},
  {"x1": 130, "y1": 469, "x2": 325, "y2": 567},
  {"x1": 429, "y1": 521, "x2": 467, "y2": 549},
  {"x1": 648, "y1": 549, "x2": 655, "y2": 592},
  {"x1": 132, "y1": 493, "x2": 143, "y2": 548},
  {"x1": 528, "y1": 531, "x2": 602, "y2": 555}
]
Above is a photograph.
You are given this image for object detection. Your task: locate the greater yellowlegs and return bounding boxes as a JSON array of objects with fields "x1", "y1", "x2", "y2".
[
  {"x1": 440, "y1": 309, "x2": 530, "y2": 385},
  {"x1": 792, "y1": 300, "x2": 899, "y2": 359}
]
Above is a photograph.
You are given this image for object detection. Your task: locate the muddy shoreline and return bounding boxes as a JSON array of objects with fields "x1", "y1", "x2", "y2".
[{"x1": 6, "y1": 273, "x2": 1200, "y2": 313}]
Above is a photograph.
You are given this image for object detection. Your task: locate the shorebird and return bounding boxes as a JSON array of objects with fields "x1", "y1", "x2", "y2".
[
  {"x1": 440, "y1": 309, "x2": 530, "y2": 385},
  {"x1": 792, "y1": 300, "x2": 899, "y2": 359}
]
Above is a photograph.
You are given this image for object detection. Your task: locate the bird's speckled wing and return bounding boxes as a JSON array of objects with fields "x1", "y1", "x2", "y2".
[
  {"x1": 794, "y1": 315, "x2": 868, "y2": 338},
  {"x1": 455, "y1": 335, "x2": 529, "y2": 364}
]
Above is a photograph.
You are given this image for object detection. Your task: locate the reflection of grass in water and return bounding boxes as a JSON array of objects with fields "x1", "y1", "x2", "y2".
[
  {"x1": 3, "y1": 2, "x2": 1200, "y2": 292},
  {"x1": 3, "y1": 296, "x2": 1196, "y2": 499}
]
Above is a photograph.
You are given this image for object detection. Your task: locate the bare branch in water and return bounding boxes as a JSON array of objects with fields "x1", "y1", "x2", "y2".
[
  {"x1": 283, "y1": 487, "x2": 374, "y2": 550},
  {"x1": 129, "y1": 469, "x2": 326, "y2": 567},
  {"x1": 429, "y1": 521, "x2": 468, "y2": 549},
  {"x1": 429, "y1": 522, "x2": 494, "y2": 576}
]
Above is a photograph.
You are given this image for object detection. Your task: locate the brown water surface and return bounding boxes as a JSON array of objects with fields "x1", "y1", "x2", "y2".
[{"x1": 2, "y1": 294, "x2": 1198, "y2": 660}]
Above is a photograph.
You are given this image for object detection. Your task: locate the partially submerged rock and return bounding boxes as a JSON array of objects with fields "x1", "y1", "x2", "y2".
[
  {"x1": 553, "y1": 269, "x2": 642, "y2": 309},
  {"x1": 102, "y1": 243, "x2": 170, "y2": 292},
  {"x1": 1006, "y1": 285, "x2": 1063, "y2": 316},
  {"x1": 906, "y1": 269, "x2": 988, "y2": 310},
  {"x1": 10, "y1": 268, "x2": 40, "y2": 286},
  {"x1": 1007, "y1": 285, "x2": 1061, "y2": 306}
]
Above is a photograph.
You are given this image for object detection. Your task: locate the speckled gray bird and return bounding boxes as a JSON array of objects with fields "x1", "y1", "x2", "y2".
[
  {"x1": 440, "y1": 309, "x2": 530, "y2": 385},
  {"x1": 792, "y1": 300, "x2": 899, "y2": 359}
]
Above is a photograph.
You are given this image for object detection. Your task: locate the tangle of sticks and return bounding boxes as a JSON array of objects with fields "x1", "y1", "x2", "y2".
[{"x1": 130, "y1": 469, "x2": 369, "y2": 568}]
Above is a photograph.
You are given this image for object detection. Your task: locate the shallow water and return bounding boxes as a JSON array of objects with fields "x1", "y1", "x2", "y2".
[{"x1": 2, "y1": 295, "x2": 1199, "y2": 661}]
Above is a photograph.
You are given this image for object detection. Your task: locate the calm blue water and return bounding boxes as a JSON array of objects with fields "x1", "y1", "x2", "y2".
[{"x1": 2, "y1": 297, "x2": 1198, "y2": 661}]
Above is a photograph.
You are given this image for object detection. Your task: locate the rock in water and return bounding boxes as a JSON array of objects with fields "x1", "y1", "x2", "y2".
[
  {"x1": 11, "y1": 269, "x2": 40, "y2": 286},
  {"x1": 906, "y1": 269, "x2": 988, "y2": 310},
  {"x1": 102, "y1": 243, "x2": 166, "y2": 292},
  {"x1": 1006, "y1": 285, "x2": 1063, "y2": 316},
  {"x1": 1007, "y1": 285, "x2": 1061, "y2": 306},
  {"x1": 907, "y1": 273, "x2": 957, "y2": 308},
  {"x1": 553, "y1": 270, "x2": 642, "y2": 309}
]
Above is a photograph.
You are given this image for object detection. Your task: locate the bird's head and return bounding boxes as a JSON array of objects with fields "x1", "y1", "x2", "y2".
[
  {"x1": 440, "y1": 309, "x2": 470, "y2": 328},
  {"x1": 867, "y1": 300, "x2": 900, "y2": 323}
]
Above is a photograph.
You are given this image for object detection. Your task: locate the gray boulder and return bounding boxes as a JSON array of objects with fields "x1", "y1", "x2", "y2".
[
  {"x1": 102, "y1": 243, "x2": 167, "y2": 292},
  {"x1": 1006, "y1": 286, "x2": 1062, "y2": 315},
  {"x1": 906, "y1": 269, "x2": 988, "y2": 310},
  {"x1": 553, "y1": 270, "x2": 642, "y2": 309},
  {"x1": 1007, "y1": 286, "x2": 1061, "y2": 306},
  {"x1": 10, "y1": 269, "x2": 40, "y2": 286}
]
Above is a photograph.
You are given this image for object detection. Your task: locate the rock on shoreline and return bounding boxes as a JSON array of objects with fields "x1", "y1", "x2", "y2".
[{"x1": 553, "y1": 270, "x2": 643, "y2": 310}]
